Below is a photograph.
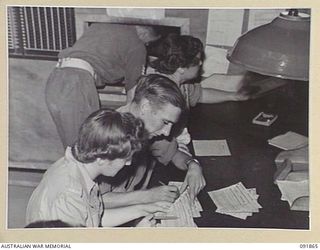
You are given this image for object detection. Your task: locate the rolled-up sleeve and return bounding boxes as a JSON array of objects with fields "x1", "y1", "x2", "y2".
[{"x1": 187, "y1": 83, "x2": 202, "y2": 107}]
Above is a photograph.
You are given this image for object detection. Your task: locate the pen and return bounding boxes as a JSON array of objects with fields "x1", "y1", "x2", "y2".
[
  {"x1": 159, "y1": 181, "x2": 180, "y2": 198},
  {"x1": 159, "y1": 181, "x2": 166, "y2": 186}
]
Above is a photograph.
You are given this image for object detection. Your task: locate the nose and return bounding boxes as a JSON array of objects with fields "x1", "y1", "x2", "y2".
[{"x1": 161, "y1": 124, "x2": 172, "y2": 137}]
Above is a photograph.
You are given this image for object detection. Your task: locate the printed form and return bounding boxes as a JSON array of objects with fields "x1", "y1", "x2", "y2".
[
  {"x1": 208, "y1": 182, "x2": 262, "y2": 220},
  {"x1": 156, "y1": 181, "x2": 203, "y2": 227},
  {"x1": 192, "y1": 139, "x2": 231, "y2": 156}
]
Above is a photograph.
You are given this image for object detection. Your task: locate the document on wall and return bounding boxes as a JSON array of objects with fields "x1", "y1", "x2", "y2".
[
  {"x1": 192, "y1": 139, "x2": 231, "y2": 156},
  {"x1": 208, "y1": 182, "x2": 262, "y2": 220},
  {"x1": 202, "y1": 46, "x2": 230, "y2": 77},
  {"x1": 247, "y1": 9, "x2": 285, "y2": 31},
  {"x1": 206, "y1": 9, "x2": 244, "y2": 47}
]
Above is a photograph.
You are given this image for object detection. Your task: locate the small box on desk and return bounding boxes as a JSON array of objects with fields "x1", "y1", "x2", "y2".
[{"x1": 252, "y1": 112, "x2": 278, "y2": 126}]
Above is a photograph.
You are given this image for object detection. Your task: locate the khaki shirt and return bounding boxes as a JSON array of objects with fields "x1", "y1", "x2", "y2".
[{"x1": 26, "y1": 147, "x2": 103, "y2": 227}]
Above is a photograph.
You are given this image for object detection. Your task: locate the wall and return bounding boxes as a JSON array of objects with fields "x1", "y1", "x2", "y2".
[
  {"x1": 166, "y1": 9, "x2": 208, "y2": 44},
  {"x1": 9, "y1": 58, "x2": 64, "y2": 163},
  {"x1": 9, "y1": 8, "x2": 210, "y2": 165}
]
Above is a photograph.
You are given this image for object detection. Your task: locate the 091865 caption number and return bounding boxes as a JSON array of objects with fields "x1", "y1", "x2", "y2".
[{"x1": 300, "y1": 244, "x2": 318, "y2": 248}]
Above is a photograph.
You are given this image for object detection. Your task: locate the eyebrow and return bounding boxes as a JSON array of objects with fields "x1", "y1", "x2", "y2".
[{"x1": 164, "y1": 117, "x2": 178, "y2": 124}]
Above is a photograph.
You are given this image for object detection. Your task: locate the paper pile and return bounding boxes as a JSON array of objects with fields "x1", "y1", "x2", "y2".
[
  {"x1": 208, "y1": 182, "x2": 262, "y2": 220},
  {"x1": 268, "y1": 131, "x2": 308, "y2": 150},
  {"x1": 156, "y1": 181, "x2": 203, "y2": 227},
  {"x1": 276, "y1": 172, "x2": 309, "y2": 211}
]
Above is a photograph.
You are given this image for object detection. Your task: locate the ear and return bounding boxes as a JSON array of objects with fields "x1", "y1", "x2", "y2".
[
  {"x1": 96, "y1": 158, "x2": 106, "y2": 166},
  {"x1": 177, "y1": 67, "x2": 185, "y2": 75}
]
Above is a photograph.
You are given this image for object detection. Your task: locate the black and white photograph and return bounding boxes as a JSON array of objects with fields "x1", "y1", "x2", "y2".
[{"x1": 4, "y1": 4, "x2": 314, "y2": 241}]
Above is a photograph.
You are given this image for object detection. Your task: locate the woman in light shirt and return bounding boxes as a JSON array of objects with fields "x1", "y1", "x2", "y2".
[{"x1": 26, "y1": 108, "x2": 170, "y2": 227}]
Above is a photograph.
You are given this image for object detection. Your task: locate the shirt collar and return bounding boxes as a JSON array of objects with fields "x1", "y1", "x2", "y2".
[{"x1": 65, "y1": 147, "x2": 98, "y2": 195}]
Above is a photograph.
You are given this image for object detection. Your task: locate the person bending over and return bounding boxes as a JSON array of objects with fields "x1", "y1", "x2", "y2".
[
  {"x1": 146, "y1": 33, "x2": 250, "y2": 108},
  {"x1": 101, "y1": 75, "x2": 206, "y2": 209},
  {"x1": 45, "y1": 24, "x2": 160, "y2": 149},
  {"x1": 26, "y1": 109, "x2": 170, "y2": 227}
]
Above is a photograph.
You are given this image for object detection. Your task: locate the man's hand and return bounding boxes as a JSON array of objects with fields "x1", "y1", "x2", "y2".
[
  {"x1": 143, "y1": 186, "x2": 180, "y2": 203},
  {"x1": 180, "y1": 161, "x2": 206, "y2": 201}
]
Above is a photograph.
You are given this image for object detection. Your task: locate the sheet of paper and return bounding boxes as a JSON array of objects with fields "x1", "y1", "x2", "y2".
[
  {"x1": 202, "y1": 46, "x2": 230, "y2": 76},
  {"x1": 192, "y1": 139, "x2": 231, "y2": 156},
  {"x1": 217, "y1": 210, "x2": 252, "y2": 220},
  {"x1": 268, "y1": 131, "x2": 308, "y2": 150},
  {"x1": 106, "y1": 8, "x2": 165, "y2": 19},
  {"x1": 156, "y1": 188, "x2": 197, "y2": 227},
  {"x1": 206, "y1": 9, "x2": 244, "y2": 46},
  {"x1": 208, "y1": 182, "x2": 262, "y2": 220},
  {"x1": 276, "y1": 179, "x2": 309, "y2": 207},
  {"x1": 247, "y1": 9, "x2": 284, "y2": 31},
  {"x1": 168, "y1": 181, "x2": 203, "y2": 216}
]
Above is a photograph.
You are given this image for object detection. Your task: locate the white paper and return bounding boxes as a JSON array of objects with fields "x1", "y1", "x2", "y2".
[
  {"x1": 247, "y1": 9, "x2": 284, "y2": 31},
  {"x1": 206, "y1": 9, "x2": 244, "y2": 46},
  {"x1": 168, "y1": 181, "x2": 203, "y2": 216},
  {"x1": 208, "y1": 182, "x2": 262, "y2": 220},
  {"x1": 106, "y1": 8, "x2": 165, "y2": 19},
  {"x1": 268, "y1": 131, "x2": 308, "y2": 150},
  {"x1": 156, "y1": 187, "x2": 197, "y2": 227},
  {"x1": 192, "y1": 139, "x2": 231, "y2": 156},
  {"x1": 276, "y1": 179, "x2": 309, "y2": 207},
  {"x1": 202, "y1": 46, "x2": 230, "y2": 77}
]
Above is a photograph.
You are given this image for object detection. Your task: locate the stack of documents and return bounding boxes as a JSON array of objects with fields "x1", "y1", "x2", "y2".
[
  {"x1": 268, "y1": 131, "x2": 308, "y2": 150},
  {"x1": 276, "y1": 172, "x2": 309, "y2": 211},
  {"x1": 156, "y1": 181, "x2": 203, "y2": 227},
  {"x1": 208, "y1": 182, "x2": 262, "y2": 220}
]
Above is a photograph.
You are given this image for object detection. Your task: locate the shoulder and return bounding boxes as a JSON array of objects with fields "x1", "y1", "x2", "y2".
[{"x1": 45, "y1": 161, "x2": 84, "y2": 195}]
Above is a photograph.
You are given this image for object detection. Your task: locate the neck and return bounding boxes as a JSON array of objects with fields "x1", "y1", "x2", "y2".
[
  {"x1": 83, "y1": 162, "x2": 100, "y2": 181},
  {"x1": 158, "y1": 72, "x2": 182, "y2": 86}
]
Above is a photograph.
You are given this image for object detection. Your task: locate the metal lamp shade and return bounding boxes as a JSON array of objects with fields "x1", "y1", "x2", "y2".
[{"x1": 227, "y1": 11, "x2": 310, "y2": 81}]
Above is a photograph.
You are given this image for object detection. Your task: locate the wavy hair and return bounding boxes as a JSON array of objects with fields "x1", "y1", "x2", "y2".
[
  {"x1": 133, "y1": 74, "x2": 186, "y2": 112},
  {"x1": 72, "y1": 109, "x2": 146, "y2": 163},
  {"x1": 148, "y1": 33, "x2": 204, "y2": 75}
]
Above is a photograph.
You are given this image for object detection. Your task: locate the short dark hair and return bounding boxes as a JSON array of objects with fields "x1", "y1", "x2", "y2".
[
  {"x1": 72, "y1": 109, "x2": 145, "y2": 163},
  {"x1": 133, "y1": 74, "x2": 186, "y2": 111},
  {"x1": 148, "y1": 33, "x2": 204, "y2": 74}
]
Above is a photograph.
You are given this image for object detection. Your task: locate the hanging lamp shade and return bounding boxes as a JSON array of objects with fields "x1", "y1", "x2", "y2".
[{"x1": 227, "y1": 10, "x2": 310, "y2": 81}]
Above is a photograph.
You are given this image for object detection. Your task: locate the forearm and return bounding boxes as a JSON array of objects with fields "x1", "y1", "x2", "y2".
[
  {"x1": 171, "y1": 150, "x2": 192, "y2": 171},
  {"x1": 102, "y1": 190, "x2": 152, "y2": 208},
  {"x1": 101, "y1": 205, "x2": 144, "y2": 227},
  {"x1": 198, "y1": 88, "x2": 237, "y2": 103}
]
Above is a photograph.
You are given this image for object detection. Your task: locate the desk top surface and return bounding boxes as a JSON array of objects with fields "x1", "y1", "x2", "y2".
[{"x1": 152, "y1": 82, "x2": 309, "y2": 229}]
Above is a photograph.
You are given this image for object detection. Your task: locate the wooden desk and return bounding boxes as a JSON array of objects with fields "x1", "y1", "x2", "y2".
[{"x1": 152, "y1": 82, "x2": 309, "y2": 229}]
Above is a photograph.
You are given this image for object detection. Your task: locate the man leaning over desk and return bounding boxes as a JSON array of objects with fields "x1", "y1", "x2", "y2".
[{"x1": 100, "y1": 74, "x2": 206, "y2": 209}]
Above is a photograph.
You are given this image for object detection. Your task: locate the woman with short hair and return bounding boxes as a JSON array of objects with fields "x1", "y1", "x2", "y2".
[{"x1": 26, "y1": 108, "x2": 170, "y2": 227}]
